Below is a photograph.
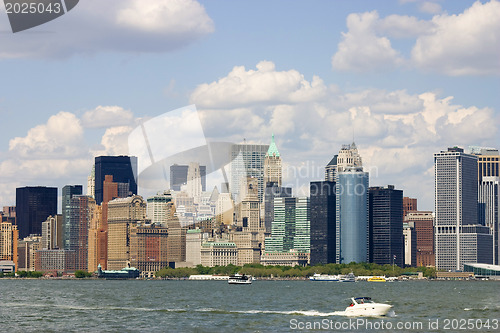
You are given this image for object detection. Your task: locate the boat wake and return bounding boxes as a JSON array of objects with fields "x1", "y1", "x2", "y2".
[
  {"x1": 464, "y1": 306, "x2": 500, "y2": 312},
  {"x1": 196, "y1": 308, "x2": 346, "y2": 316},
  {"x1": 5, "y1": 302, "x2": 394, "y2": 317}
]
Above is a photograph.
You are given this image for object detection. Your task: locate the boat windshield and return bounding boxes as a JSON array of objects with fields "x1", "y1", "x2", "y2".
[{"x1": 355, "y1": 297, "x2": 374, "y2": 303}]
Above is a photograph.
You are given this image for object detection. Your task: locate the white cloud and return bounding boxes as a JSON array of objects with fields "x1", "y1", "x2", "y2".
[
  {"x1": 116, "y1": 0, "x2": 214, "y2": 34},
  {"x1": 0, "y1": 106, "x2": 141, "y2": 205},
  {"x1": 412, "y1": 0, "x2": 500, "y2": 75},
  {"x1": 0, "y1": 0, "x2": 214, "y2": 59},
  {"x1": 190, "y1": 61, "x2": 327, "y2": 108},
  {"x1": 189, "y1": 62, "x2": 498, "y2": 210},
  {"x1": 377, "y1": 15, "x2": 434, "y2": 38},
  {"x1": 332, "y1": 1, "x2": 500, "y2": 76},
  {"x1": 418, "y1": 2, "x2": 443, "y2": 14},
  {"x1": 9, "y1": 111, "x2": 85, "y2": 158},
  {"x1": 337, "y1": 89, "x2": 424, "y2": 114},
  {"x1": 81, "y1": 106, "x2": 134, "y2": 128},
  {"x1": 332, "y1": 11, "x2": 404, "y2": 72},
  {"x1": 92, "y1": 126, "x2": 133, "y2": 156}
]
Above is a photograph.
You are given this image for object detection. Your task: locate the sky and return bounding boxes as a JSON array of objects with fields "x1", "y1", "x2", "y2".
[{"x1": 0, "y1": 0, "x2": 499, "y2": 211}]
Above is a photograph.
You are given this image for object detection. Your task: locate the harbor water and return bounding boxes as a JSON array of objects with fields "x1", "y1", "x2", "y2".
[{"x1": 0, "y1": 279, "x2": 498, "y2": 332}]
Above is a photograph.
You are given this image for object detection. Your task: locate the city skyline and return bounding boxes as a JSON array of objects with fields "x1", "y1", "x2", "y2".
[{"x1": 0, "y1": 1, "x2": 499, "y2": 211}]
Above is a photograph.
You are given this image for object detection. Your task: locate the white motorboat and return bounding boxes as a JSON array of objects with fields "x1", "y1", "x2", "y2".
[
  {"x1": 228, "y1": 273, "x2": 252, "y2": 284},
  {"x1": 309, "y1": 273, "x2": 340, "y2": 281},
  {"x1": 344, "y1": 297, "x2": 392, "y2": 316}
]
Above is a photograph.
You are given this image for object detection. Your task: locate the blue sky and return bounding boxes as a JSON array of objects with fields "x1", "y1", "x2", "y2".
[{"x1": 0, "y1": 0, "x2": 499, "y2": 210}]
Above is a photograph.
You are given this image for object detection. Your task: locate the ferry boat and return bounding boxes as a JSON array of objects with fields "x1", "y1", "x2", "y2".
[
  {"x1": 345, "y1": 297, "x2": 392, "y2": 316},
  {"x1": 339, "y1": 272, "x2": 356, "y2": 282},
  {"x1": 309, "y1": 273, "x2": 340, "y2": 281},
  {"x1": 228, "y1": 273, "x2": 252, "y2": 284},
  {"x1": 367, "y1": 276, "x2": 386, "y2": 282},
  {"x1": 97, "y1": 264, "x2": 140, "y2": 279}
]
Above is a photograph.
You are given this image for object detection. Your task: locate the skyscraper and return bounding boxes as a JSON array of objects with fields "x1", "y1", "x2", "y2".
[
  {"x1": 336, "y1": 169, "x2": 369, "y2": 263},
  {"x1": 479, "y1": 177, "x2": 500, "y2": 265},
  {"x1": 405, "y1": 211, "x2": 435, "y2": 267},
  {"x1": 130, "y1": 223, "x2": 169, "y2": 277},
  {"x1": 230, "y1": 142, "x2": 269, "y2": 202},
  {"x1": 94, "y1": 156, "x2": 138, "y2": 204},
  {"x1": 0, "y1": 221, "x2": 18, "y2": 270},
  {"x1": 69, "y1": 195, "x2": 96, "y2": 271},
  {"x1": 336, "y1": 143, "x2": 363, "y2": 173},
  {"x1": 236, "y1": 177, "x2": 263, "y2": 231},
  {"x1": 186, "y1": 162, "x2": 202, "y2": 203},
  {"x1": 146, "y1": 191, "x2": 173, "y2": 226},
  {"x1": 334, "y1": 143, "x2": 369, "y2": 264},
  {"x1": 475, "y1": 148, "x2": 500, "y2": 265},
  {"x1": 264, "y1": 184, "x2": 292, "y2": 233},
  {"x1": 16, "y1": 186, "x2": 57, "y2": 239},
  {"x1": 263, "y1": 134, "x2": 290, "y2": 232},
  {"x1": 369, "y1": 185, "x2": 404, "y2": 267},
  {"x1": 216, "y1": 193, "x2": 234, "y2": 225},
  {"x1": 324, "y1": 155, "x2": 338, "y2": 182},
  {"x1": 170, "y1": 164, "x2": 206, "y2": 192},
  {"x1": 309, "y1": 181, "x2": 336, "y2": 265},
  {"x1": 434, "y1": 147, "x2": 492, "y2": 270},
  {"x1": 41, "y1": 215, "x2": 62, "y2": 250},
  {"x1": 264, "y1": 134, "x2": 282, "y2": 187},
  {"x1": 87, "y1": 204, "x2": 102, "y2": 273},
  {"x1": 107, "y1": 195, "x2": 147, "y2": 270},
  {"x1": 62, "y1": 185, "x2": 83, "y2": 250},
  {"x1": 87, "y1": 165, "x2": 95, "y2": 198},
  {"x1": 265, "y1": 197, "x2": 310, "y2": 254},
  {"x1": 474, "y1": 147, "x2": 500, "y2": 182}
]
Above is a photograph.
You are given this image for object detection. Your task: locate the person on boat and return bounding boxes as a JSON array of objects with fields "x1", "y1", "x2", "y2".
[{"x1": 349, "y1": 303, "x2": 354, "y2": 307}]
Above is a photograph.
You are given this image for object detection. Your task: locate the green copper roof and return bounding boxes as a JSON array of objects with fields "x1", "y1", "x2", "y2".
[{"x1": 266, "y1": 133, "x2": 280, "y2": 157}]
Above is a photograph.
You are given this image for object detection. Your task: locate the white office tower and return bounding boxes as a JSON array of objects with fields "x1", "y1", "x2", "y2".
[
  {"x1": 434, "y1": 147, "x2": 492, "y2": 271},
  {"x1": 186, "y1": 162, "x2": 202, "y2": 204},
  {"x1": 146, "y1": 191, "x2": 173, "y2": 226},
  {"x1": 87, "y1": 165, "x2": 95, "y2": 198},
  {"x1": 336, "y1": 142, "x2": 363, "y2": 173}
]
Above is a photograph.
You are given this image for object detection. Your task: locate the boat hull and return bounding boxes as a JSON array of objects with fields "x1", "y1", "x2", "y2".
[
  {"x1": 228, "y1": 279, "x2": 252, "y2": 284},
  {"x1": 345, "y1": 304, "x2": 392, "y2": 317}
]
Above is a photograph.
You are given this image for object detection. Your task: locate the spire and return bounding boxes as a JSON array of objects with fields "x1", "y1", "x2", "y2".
[{"x1": 266, "y1": 133, "x2": 280, "y2": 157}]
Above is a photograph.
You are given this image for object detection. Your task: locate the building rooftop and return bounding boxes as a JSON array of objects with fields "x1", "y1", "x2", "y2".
[
  {"x1": 266, "y1": 134, "x2": 280, "y2": 157},
  {"x1": 464, "y1": 263, "x2": 500, "y2": 271},
  {"x1": 202, "y1": 242, "x2": 236, "y2": 248},
  {"x1": 326, "y1": 155, "x2": 338, "y2": 166}
]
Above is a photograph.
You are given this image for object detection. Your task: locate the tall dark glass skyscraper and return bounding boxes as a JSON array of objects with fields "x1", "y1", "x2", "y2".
[
  {"x1": 16, "y1": 186, "x2": 57, "y2": 239},
  {"x1": 369, "y1": 185, "x2": 404, "y2": 267},
  {"x1": 336, "y1": 170, "x2": 369, "y2": 263},
  {"x1": 309, "y1": 181, "x2": 336, "y2": 265},
  {"x1": 62, "y1": 185, "x2": 83, "y2": 249},
  {"x1": 95, "y1": 156, "x2": 138, "y2": 204}
]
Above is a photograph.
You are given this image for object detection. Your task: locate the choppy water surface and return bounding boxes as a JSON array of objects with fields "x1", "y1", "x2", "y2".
[{"x1": 0, "y1": 279, "x2": 498, "y2": 332}]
